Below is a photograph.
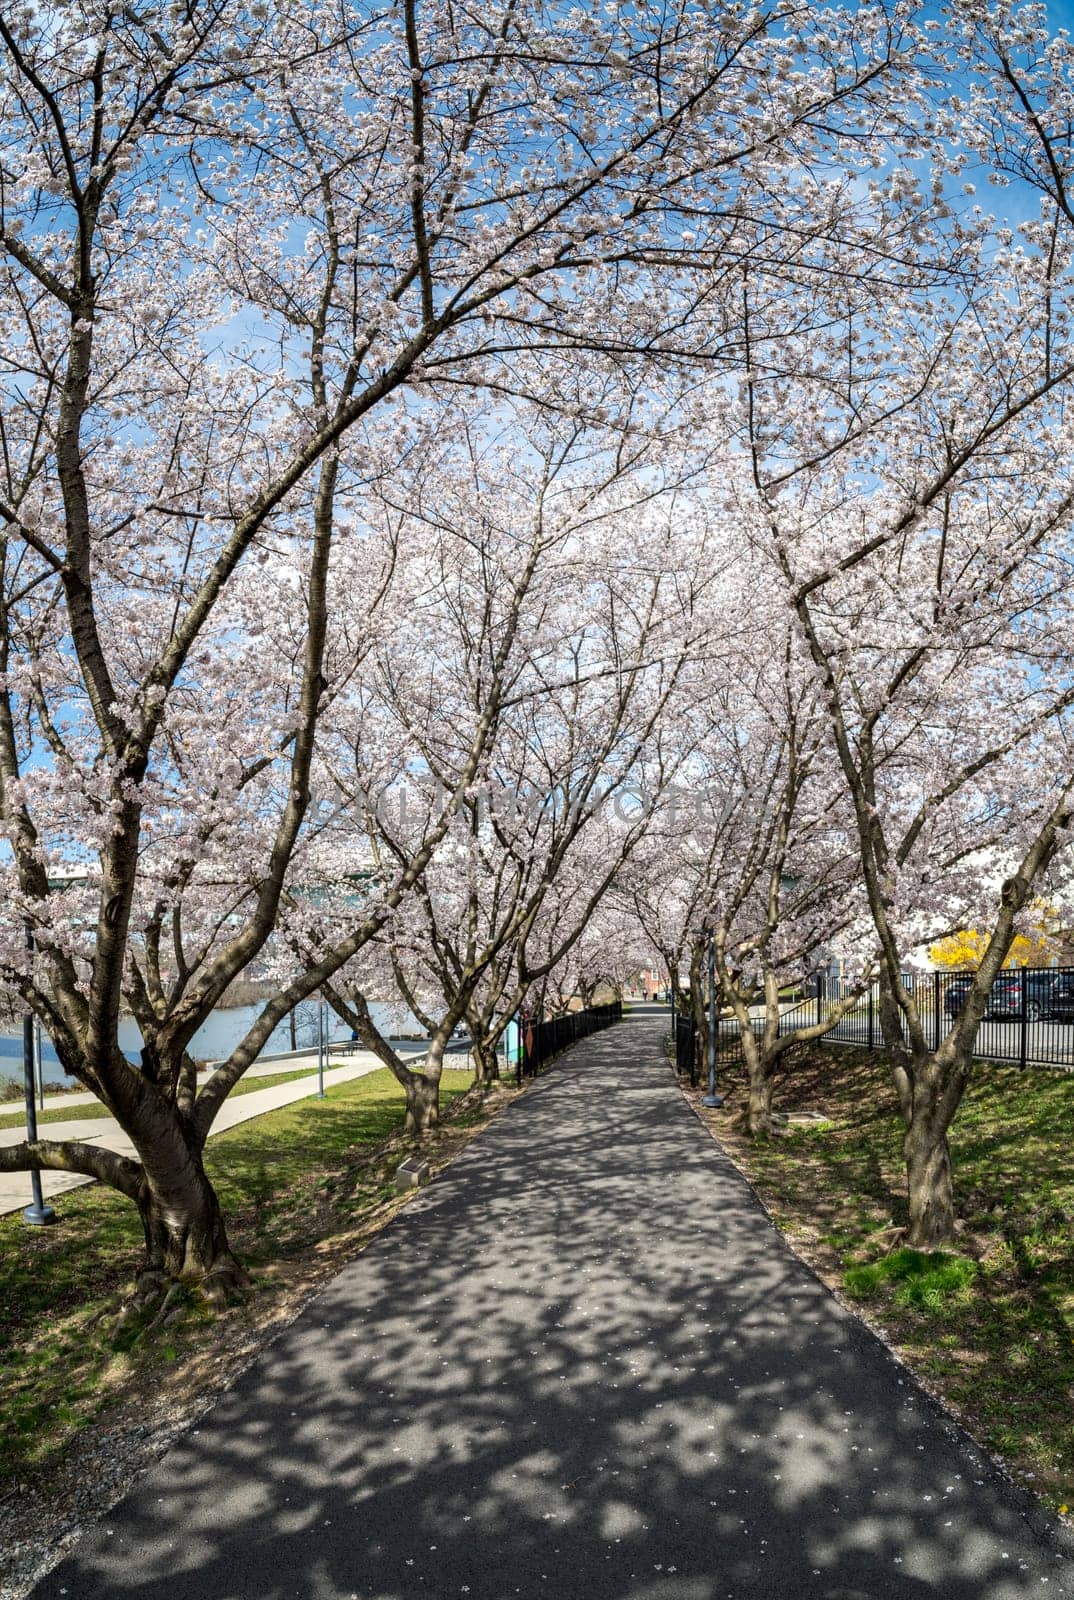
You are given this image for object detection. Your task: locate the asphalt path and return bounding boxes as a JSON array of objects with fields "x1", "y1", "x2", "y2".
[{"x1": 32, "y1": 1007, "x2": 1072, "y2": 1599}]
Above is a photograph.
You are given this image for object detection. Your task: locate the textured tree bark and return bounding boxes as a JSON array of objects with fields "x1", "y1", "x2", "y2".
[
  {"x1": 903, "y1": 1103, "x2": 957, "y2": 1248},
  {"x1": 136, "y1": 1152, "x2": 246, "y2": 1306},
  {"x1": 688, "y1": 943, "x2": 708, "y2": 1071},
  {"x1": 0, "y1": 1068, "x2": 250, "y2": 1303},
  {"x1": 735, "y1": 1024, "x2": 773, "y2": 1136},
  {"x1": 469, "y1": 1034, "x2": 499, "y2": 1086},
  {"x1": 403, "y1": 1064, "x2": 440, "y2": 1134},
  {"x1": 745, "y1": 1064, "x2": 776, "y2": 1137},
  {"x1": 119, "y1": 1090, "x2": 249, "y2": 1303}
]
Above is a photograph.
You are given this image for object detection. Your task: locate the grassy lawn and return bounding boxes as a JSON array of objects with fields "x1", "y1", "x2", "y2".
[
  {"x1": 0, "y1": 1063, "x2": 358, "y2": 1125},
  {"x1": 694, "y1": 1045, "x2": 1074, "y2": 1513},
  {"x1": 0, "y1": 1066, "x2": 476, "y2": 1491}
]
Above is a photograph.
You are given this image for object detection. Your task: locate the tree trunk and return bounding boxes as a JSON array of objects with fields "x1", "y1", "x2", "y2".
[
  {"x1": 874, "y1": 982, "x2": 952, "y2": 1243},
  {"x1": 746, "y1": 1062, "x2": 775, "y2": 1136},
  {"x1": 404, "y1": 1071, "x2": 439, "y2": 1134},
  {"x1": 136, "y1": 1145, "x2": 246, "y2": 1306},
  {"x1": 404, "y1": 1035, "x2": 442, "y2": 1134},
  {"x1": 689, "y1": 945, "x2": 709, "y2": 1067},
  {"x1": 738, "y1": 1025, "x2": 776, "y2": 1136},
  {"x1": 470, "y1": 1034, "x2": 499, "y2": 1086},
  {"x1": 904, "y1": 1104, "x2": 956, "y2": 1247}
]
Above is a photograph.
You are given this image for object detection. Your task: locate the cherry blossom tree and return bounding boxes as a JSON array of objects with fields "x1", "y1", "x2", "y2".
[
  {"x1": 693, "y1": 630, "x2": 871, "y2": 1135},
  {"x1": 0, "y1": 0, "x2": 999, "y2": 1295},
  {"x1": 725, "y1": 199, "x2": 1074, "y2": 1240},
  {"x1": 4, "y1": 0, "x2": 925, "y2": 1294},
  {"x1": 298, "y1": 403, "x2": 715, "y2": 1127},
  {"x1": 612, "y1": 572, "x2": 873, "y2": 1132}
]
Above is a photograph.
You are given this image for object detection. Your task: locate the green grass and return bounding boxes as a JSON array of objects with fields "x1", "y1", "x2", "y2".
[
  {"x1": 0, "y1": 1064, "x2": 351, "y2": 1125},
  {"x1": 707, "y1": 1045, "x2": 1074, "y2": 1509},
  {"x1": 844, "y1": 1247, "x2": 978, "y2": 1310},
  {"x1": 0, "y1": 1066, "x2": 473, "y2": 1489}
]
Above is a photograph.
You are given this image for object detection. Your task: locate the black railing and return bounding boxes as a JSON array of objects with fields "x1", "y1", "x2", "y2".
[
  {"x1": 675, "y1": 1011, "x2": 754, "y2": 1080},
  {"x1": 515, "y1": 1000, "x2": 622, "y2": 1085},
  {"x1": 705, "y1": 966, "x2": 1074, "y2": 1071},
  {"x1": 675, "y1": 1013, "x2": 698, "y2": 1085}
]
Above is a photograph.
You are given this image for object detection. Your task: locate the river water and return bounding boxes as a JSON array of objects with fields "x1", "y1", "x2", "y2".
[{"x1": 0, "y1": 1000, "x2": 418, "y2": 1089}]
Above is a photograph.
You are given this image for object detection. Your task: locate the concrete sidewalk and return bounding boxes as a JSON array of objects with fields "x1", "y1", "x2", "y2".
[
  {"x1": 31, "y1": 1008, "x2": 1072, "y2": 1598},
  {"x1": 0, "y1": 1053, "x2": 390, "y2": 1218},
  {"x1": 0, "y1": 1051, "x2": 346, "y2": 1116},
  {"x1": 1, "y1": 1039, "x2": 441, "y2": 1116}
]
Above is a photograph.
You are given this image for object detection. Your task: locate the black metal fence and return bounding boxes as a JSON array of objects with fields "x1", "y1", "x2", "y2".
[
  {"x1": 674, "y1": 1008, "x2": 752, "y2": 1082},
  {"x1": 675, "y1": 1013, "x2": 698, "y2": 1085},
  {"x1": 694, "y1": 967, "x2": 1074, "y2": 1071},
  {"x1": 515, "y1": 1000, "x2": 622, "y2": 1085}
]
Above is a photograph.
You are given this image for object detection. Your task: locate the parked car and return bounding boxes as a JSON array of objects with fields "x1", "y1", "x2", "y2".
[
  {"x1": 943, "y1": 971, "x2": 1056, "y2": 1021},
  {"x1": 943, "y1": 976, "x2": 974, "y2": 1019},
  {"x1": 1044, "y1": 973, "x2": 1074, "y2": 1020},
  {"x1": 986, "y1": 972, "x2": 1056, "y2": 1021}
]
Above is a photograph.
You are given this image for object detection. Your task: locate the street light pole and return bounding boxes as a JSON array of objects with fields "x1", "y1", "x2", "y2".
[
  {"x1": 317, "y1": 994, "x2": 326, "y2": 1099},
  {"x1": 22, "y1": 922, "x2": 55, "y2": 1225},
  {"x1": 34, "y1": 1015, "x2": 43, "y2": 1110},
  {"x1": 702, "y1": 923, "x2": 724, "y2": 1108}
]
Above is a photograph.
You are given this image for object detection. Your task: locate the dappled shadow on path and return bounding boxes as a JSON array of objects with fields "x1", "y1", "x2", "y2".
[{"x1": 34, "y1": 1012, "x2": 1072, "y2": 1600}]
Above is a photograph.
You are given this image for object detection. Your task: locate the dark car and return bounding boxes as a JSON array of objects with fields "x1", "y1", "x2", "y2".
[
  {"x1": 943, "y1": 975, "x2": 974, "y2": 1019},
  {"x1": 943, "y1": 971, "x2": 1056, "y2": 1021},
  {"x1": 1045, "y1": 973, "x2": 1074, "y2": 1020},
  {"x1": 987, "y1": 972, "x2": 1056, "y2": 1020}
]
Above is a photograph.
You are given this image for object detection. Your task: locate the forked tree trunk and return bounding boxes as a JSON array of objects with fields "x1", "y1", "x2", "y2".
[{"x1": 470, "y1": 1034, "x2": 499, "y2": 1086}]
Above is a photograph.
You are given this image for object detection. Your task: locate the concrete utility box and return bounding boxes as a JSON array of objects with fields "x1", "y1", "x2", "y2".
[{"x1": 396, "y1": 1156, "x2": 431, "y2": 1192}]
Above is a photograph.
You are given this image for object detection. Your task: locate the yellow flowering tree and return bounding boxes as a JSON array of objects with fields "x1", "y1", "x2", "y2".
[{"x1": 931, "y1": 904, "x2": 1060, "y2": 970}]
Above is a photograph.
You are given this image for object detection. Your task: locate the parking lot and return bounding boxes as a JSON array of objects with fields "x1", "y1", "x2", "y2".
[{"x1": 821, "y1": 999, "x2": 1074, "y2": 1069}]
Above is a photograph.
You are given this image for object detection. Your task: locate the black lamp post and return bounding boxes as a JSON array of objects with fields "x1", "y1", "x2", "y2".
[
  {"x1": 22, "y1": 922, "x2": 55, "y2": 1225},
  {"x1": 317, "y1": 993, "x2": 327, "y2": 1098},
  {"x1": 701, "y1": 922, "x2": 724, "y2": 1109}
]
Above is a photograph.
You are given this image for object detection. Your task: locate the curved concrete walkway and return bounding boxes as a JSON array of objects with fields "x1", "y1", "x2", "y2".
[
  {"x1": 32, "y1": 1008, "x2": 1072, "y2": 1598},
  {"x1": 0, "y1": 1055, "x2": 388, "y2": 1217}
]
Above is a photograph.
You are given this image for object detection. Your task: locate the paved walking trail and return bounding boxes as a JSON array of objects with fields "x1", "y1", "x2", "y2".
[{"x1": 32, "y1": 1008, "x2": 1071, "y2": 1599}]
